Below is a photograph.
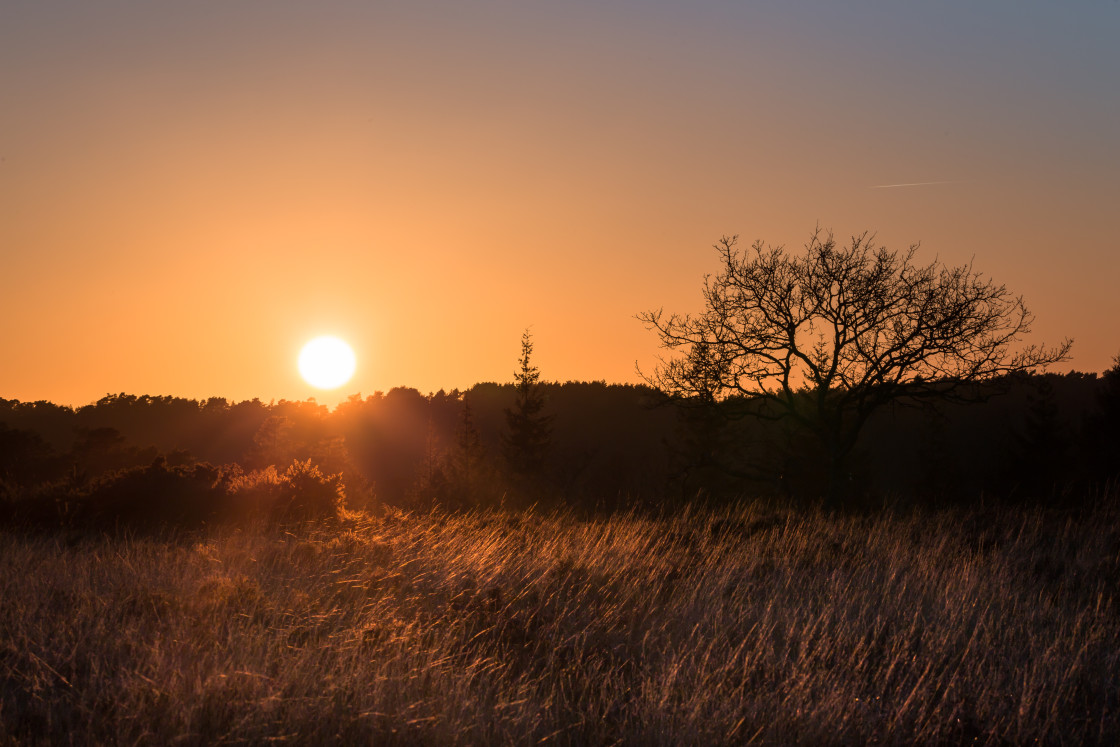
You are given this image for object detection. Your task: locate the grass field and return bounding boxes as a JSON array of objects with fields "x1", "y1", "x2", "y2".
[{"x1": 2, "y1": 499, "x2": 1118, "y2": 745}]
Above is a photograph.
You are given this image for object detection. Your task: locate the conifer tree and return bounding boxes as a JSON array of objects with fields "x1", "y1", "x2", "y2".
[{"x1": 502, "y1": 330, "x2": 553, "y2": 482}]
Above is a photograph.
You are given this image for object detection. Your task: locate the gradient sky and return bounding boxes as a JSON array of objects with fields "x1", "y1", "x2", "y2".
[{"x1": 2, "y1": 1, "x2": 1118, "y2": 407}]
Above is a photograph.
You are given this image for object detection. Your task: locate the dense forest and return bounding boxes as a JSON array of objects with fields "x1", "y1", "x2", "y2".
[{"x1": 2, "y1": 363, "x2": 1118, "y2": 529}]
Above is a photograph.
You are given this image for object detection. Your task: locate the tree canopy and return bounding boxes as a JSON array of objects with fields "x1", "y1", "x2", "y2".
[{"x1": 640, "y1": 229, "x2": 1072, "y2": 500}]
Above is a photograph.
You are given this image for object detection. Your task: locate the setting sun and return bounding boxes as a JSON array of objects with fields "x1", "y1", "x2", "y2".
[
  {"x1": 2, "y1": 3, "x2": 1118, "y2": 742},
  {"x1": 298, "y1": 336, "x2": 356, "y2": 390}
]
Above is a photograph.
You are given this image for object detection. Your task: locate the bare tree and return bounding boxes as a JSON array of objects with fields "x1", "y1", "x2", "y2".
[{"x1": 639, "y1": 229, "x2": 1072, "y2": 501}]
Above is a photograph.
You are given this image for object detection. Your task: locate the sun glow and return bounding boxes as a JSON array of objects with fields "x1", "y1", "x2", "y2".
[{"x1": 298, "y1": 336, "x2": 356, "y2": 390}]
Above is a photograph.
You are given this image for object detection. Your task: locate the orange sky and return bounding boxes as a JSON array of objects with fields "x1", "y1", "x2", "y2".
[{"x1": 2, "y1": 2, "x2": 1118, "y2": 407}]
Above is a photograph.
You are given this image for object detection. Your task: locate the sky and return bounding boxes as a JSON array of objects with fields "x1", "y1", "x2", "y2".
[{"x1": 2, "y1": 0, "x2": 1118, "y2": 407}]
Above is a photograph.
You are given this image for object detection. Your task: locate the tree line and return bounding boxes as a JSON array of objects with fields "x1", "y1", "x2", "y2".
[
  {"x1": 2, "y1": 228, "x2": 1118, "y2": 527},
  {"x1": 1, "y1": 365, "x2": 1117, "y2": 519}
]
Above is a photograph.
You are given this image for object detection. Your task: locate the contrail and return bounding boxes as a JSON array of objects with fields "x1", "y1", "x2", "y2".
[{"x1": 870, "y1": 180, "x2": 957, "y2": 189}]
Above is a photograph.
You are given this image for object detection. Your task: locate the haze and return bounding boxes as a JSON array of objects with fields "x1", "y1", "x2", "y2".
[{"x1": 2, "y1": 1, "x2": 1117, "y2": 406}]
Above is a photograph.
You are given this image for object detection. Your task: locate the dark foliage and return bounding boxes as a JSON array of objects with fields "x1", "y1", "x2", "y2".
[
  {"x1": 501, "y1": 330, "x2": 553, "y2": 488},
  {"x1": 2, "y1": 363, "x2": 1118, "y2": 517},
  {"x1": 640, "y1": 229, "x2": 1071, "y2": 504},
  {"x1": 73, "y1": 458, "x2": 231, "y2": 531},
  {"x1": 0, "y1": 423, "x2": 61, "y2": 487},
  {"x1": 1084, "y1": 355, "x2": 1120, "y2": 481}
]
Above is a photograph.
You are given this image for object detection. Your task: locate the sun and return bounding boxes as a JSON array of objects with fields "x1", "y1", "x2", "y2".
[{"x1": 298, "y1": 336, "x2": 356, "y2": 390}]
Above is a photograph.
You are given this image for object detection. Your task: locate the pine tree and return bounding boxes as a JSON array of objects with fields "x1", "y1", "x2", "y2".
[{"x1": 502, "y1": 330, "x2": 553, "y2": 482}]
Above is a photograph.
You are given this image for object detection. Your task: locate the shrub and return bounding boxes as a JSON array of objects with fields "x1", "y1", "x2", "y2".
[
  {"x1": 227, "y1": 459, "x2": 345, "y2": 524},
  {"x1": 74, "y1": 457, "x2": 229, "y2": 531},
  {"x1": 2, "y1": 458, "x2": 347, "y2": 532}
]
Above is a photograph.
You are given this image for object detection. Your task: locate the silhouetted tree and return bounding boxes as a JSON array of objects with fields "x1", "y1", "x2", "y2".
[
  {"x1": 502, "y1": 330, "x2": 553, "y2": 486},
  {"x1": 640, "y1": 228, "x2": 1072, "y2": 503}
]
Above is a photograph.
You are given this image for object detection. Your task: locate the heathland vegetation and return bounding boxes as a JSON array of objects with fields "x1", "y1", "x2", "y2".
[
  {"x1": 2, "y1": 234, "x2": 1119, "y2": 743},
  {"x1": 2, "y1": 361, "x2": 1118, "y2": 744},
  {"x1": 3, "y1": 501, "x2": 1118, "y2": 744}
]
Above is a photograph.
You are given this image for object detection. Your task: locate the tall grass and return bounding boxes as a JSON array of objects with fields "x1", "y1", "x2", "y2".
[{"x1": 2, "y1": 499, "x2": 1118, "y2": 744}]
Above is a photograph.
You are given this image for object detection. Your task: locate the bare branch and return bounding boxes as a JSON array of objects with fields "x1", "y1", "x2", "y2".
[{"x1": 639, "y1": 227, "x2": 1072, "y2": 495}]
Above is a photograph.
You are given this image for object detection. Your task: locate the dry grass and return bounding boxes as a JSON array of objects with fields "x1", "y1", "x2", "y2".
[{"x1": 2, "y1": 500, "x2": 1118, "y2": 745}]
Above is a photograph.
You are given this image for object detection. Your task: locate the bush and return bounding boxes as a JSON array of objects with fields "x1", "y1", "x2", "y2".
[
  {"x1": 74, "y1": 458, "x2": 230, "y2": 531},
  {"x1": 227, "y1": 459, "x2": 345, "y2": 524},
  {"x1": 1, "y1": 458, "x2": 347, "y2": 532}
]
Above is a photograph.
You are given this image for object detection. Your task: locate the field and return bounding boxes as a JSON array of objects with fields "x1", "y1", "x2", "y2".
[{"x1": 2, "y1": 500, "x2": 1118, "y2": 745}]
